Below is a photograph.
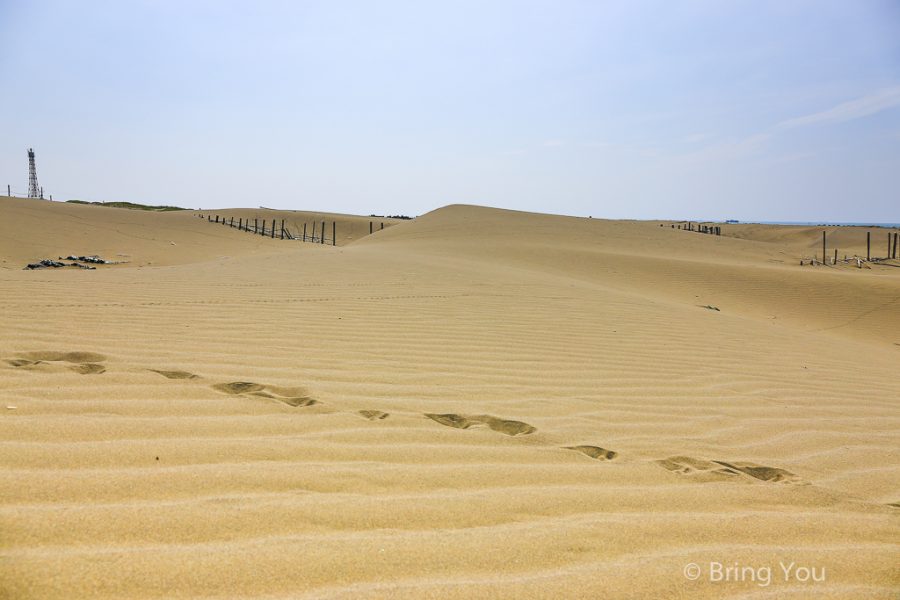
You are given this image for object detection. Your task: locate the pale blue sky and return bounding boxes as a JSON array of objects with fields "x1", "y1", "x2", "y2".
[{"x1": 1, "y1": 1, "x2": 898, "y2": 220}]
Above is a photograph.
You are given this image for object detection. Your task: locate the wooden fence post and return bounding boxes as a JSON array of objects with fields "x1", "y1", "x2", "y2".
[
  {"x1": 889, "y1": 232, "x2": 892, "y2": 260},
  {"x1": 254, "y1": 218, "x2": 258, "y2": 234},
  {"x1": 280, "y1": 219, "x2": 285, "y2": 240},
  {"x1": 822, "y1": 231, "x2": 826, "y2": 265},
  {"x1": 303, "y1": 223, "x2": 307, "y2": 242},
  {"x1": 332, "y1": 221, "x2": 336, "y2": 246},
  {"x1": 893, "y1": 232, "x2": 898, "y2": 259},
  {"x1": 271, "y1": 219, "x2": 275, "y2": 239},
  {"x1": 369, "y1": 221, "x2": 373, "y2": 234},
  {"x1": 867, "y1": 231, "x2": 871, "y2": 261},
  {"x1": 321, "y1": 221, "x2": 325, "y2": 244},
  {"x1": 381, "y1": 222, "x2": 384, "y2": 230},
  {"x1": 834, "y1": 248, "x2": 837, "y2": 264}
]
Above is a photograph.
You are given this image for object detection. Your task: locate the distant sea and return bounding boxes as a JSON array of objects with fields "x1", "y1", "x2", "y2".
[{"x1": 751, "y1": 221, "x2": 900, "y2": 229}]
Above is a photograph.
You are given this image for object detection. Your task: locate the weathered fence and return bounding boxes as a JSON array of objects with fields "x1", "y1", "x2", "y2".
[
  {"x1": 198, "y1": 214, "x2": 390, "y2": 246},
  {"x1": 671, "y1": 221, "x2": 722, "y2": 235},
  {"x1": 800, "y1": 229, "x2": 899, "y2": 267}
]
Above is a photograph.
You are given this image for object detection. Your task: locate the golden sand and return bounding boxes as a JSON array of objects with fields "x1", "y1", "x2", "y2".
[{"x1": 1, "y1": 197, "x2": 898, "y2": 598}]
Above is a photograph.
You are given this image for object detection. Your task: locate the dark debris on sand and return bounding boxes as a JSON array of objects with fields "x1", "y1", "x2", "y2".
[{"x1": 24, "y1": 255, "x2": 113, "y2": 270}]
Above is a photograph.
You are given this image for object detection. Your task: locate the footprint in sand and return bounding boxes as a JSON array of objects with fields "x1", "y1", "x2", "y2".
[
  {"x1": 7, "y1": 351, "x2": 107, "y2": 375},
  {"x1": 69, "y1": 363, "x2": 106, "y2": 375},
  {"x1": 711, "y1": 460, "x2": 802, "y2": 484},
  {"x1": 6, "y1": 359, "x2": 40, "y2": 367},
  {"x1": 424, "y1": 413, "x2": 536, "y2": 436},
  {"x1": 149, "y1": 369, "x2": 199, "y2": 380},
  {"x1": 657, "y1": 455, "x2": 802, "y2": 484},
  {"x1": 657, "y1": 456, "x2": 741, "y2": 480},
  {"x1": 359, "y1": 410, "x2": 389, "y2": 420},
  {"x1": 211, "y1": 381, "x2": 318, "y2": 408},
  {"x1": 213, "y1": 382, "x2": 264, "y2": 394},
  {"x1": 565, "y1": 445, "x2": 617, "y2": 461}
]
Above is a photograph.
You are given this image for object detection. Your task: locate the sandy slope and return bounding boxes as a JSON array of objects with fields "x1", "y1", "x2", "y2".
[
  {"x1": 0, "y1": 197, "x2": 401, "y2": 267},
  {"x1": 1, "y1": 198, "x2": 898, "y2": 599}
]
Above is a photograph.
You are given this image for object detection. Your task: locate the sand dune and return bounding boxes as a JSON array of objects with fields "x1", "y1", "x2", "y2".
[{"x1": 1, "y1": 198, "x2": 898, "y2": 598}]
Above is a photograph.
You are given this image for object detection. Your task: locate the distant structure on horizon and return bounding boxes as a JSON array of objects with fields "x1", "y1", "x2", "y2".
[{"x1": 27, "y1": 148, "x2": 41, "y2": 199}]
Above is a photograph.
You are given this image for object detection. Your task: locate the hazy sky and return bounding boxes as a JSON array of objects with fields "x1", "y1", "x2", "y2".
[{"x1": 1, "y1": 1, "x2": 898, "y2": 220}]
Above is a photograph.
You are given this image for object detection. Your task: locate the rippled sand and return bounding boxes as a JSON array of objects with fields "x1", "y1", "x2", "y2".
[{"x1": 1, "y1": 197, "x2": 898, "y2": 598}]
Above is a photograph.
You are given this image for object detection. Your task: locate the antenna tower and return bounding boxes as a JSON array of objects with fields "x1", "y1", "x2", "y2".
[{"x1": 27, "y1": 148, "x2": 41, "y2": 198}]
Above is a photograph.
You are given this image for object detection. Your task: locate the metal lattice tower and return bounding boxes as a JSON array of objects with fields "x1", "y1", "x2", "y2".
[{"x1": 27, "y1": 148, "x2": 40, "y2": 198}]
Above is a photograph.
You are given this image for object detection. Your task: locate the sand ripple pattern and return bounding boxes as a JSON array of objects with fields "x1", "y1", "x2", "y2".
[{"x1": 1, "y1": 203, "x2": 898, "y2": 598}]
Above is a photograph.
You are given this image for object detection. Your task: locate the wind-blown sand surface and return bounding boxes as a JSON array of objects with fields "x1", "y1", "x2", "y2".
[{"x1": 1, "y1": 197, "x2": 898, "y2": 599}]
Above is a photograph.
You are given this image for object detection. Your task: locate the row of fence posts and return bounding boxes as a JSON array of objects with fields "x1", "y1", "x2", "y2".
[
  {"x1": 197, "y1": 214, "x2": 388, "y2": 246},
  {"x1": 659, "y1": 222, "x2": 897, "y2": 265},
  {"x1": 298, "y1": 220, "x2": 335, "y2": 245},
  {"x1": 861, "y1": 230, "x2": 898, "y2": 262},
  {"x1": 202, "y1": 214, "x2": 297, "y2": 241},
  {"x1": 802, "y1": 230, "x2": 899, "y2": 266},
  {"x1": 666, "y1": 222, "x2": 721, "y2": 235}
]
